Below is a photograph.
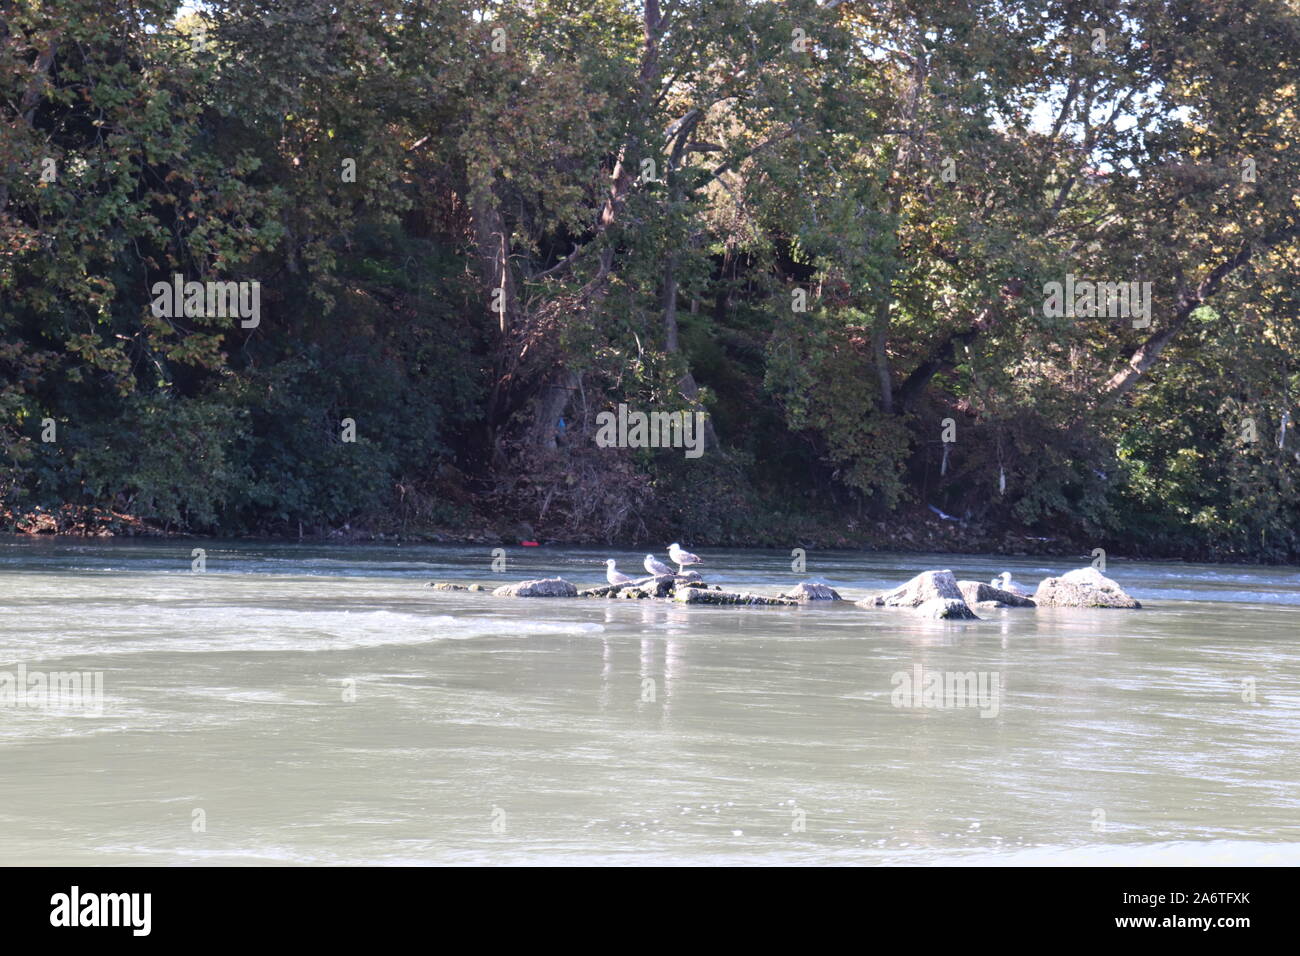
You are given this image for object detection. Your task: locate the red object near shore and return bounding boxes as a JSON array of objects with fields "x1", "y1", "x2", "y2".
[{"x1": 521, "y1": 541, "x2": 540, "y2": 547}]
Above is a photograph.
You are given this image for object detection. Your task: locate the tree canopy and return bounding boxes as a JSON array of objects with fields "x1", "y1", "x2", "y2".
[{"x1": 3, "y1": 0, "x2": 1298, "y2": 560}]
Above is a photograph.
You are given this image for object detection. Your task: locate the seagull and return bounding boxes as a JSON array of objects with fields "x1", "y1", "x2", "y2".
[
  {"x1": 928, "y1": 504, "x2": 961, "y2": 522},
  {"x1": 667, "y1": 543, "x2": 701, "y2": 574},
  {"x1": 606, "y1": 559, "x2": 634, "y2": 586},
  {"x1": 644, "y1": 554, "x2": 674, "y2": 577},
  {"x1": 990, "y1": 571, "x2": 1031, "y2": 596}
]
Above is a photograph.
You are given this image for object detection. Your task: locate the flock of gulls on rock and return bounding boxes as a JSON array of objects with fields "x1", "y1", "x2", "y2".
[
  {"x1": 433, "y1": 542, "x2": 1142, "y2": 611},
  {"x1": 606, "y1": 543, "x2": 701, "y2": 584},
  {"x1": 607, "y1": 545, "x2": 1039, "y2": 592}
]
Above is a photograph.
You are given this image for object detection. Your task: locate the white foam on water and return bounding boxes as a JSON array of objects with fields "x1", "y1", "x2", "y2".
[
  {"x1": 1133, "y1": 588, "x2": 1300, "y2": 605},
  {"x1": 1, "y1": 606, "x2": 604, "y2": 657}
]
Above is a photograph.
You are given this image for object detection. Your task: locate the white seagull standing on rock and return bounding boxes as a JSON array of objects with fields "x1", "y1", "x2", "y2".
[
  {"x1": 668, "y1": 543, "x2": 702, "y2": 574},
  {"x1": 644, "y1": 554, "x2": 675, "y2": 577},
  {"x1": 990, "y1": 571, "x2": 1031, "y2": 596},
  {"x1": 605, "y1": 559, "x2": 634, "y2": 586}
]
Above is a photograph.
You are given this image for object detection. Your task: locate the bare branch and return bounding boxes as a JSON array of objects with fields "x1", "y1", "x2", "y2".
[{"x1": 1099, "y1": 220, "x2": 1300, "y2": 405}]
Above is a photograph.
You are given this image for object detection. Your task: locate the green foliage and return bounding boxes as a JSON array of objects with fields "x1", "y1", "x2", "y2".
[
  {"x1": 766, "y1": 308, "x2": 912, "y2": 509},
  {"x1": 1, "y1": 0, "x2": 1298, "y2": 560},
  {"x1": 70, "y1": 394, "x2": 247, "y2": 531}
]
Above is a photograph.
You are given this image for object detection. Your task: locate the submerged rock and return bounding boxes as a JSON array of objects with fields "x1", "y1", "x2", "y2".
[
  {"x1": 672, "y1": 588, "x2": 798, "y2": 606},
  {"x1": 858, "y1": 569, "x2": 980, "y2": 619},
  {"x1": 429, "y1": 582, "x2": 468, "y2": 591},
  {"x1": 1032, "y1": 567, "x2": 1141, "y2": 608},
  {"x1": 580, "y1": 575, "x2": 676, "y2": 599},
  {"x1": 491, "y1": 577, "x2": 578, "y2": 598},
  {"x1": 958, "y1": 580, "x2": 1036, "y2": 608},
  {"x1": 779, "y1": 582, "x2": 843, "y2": 602}
]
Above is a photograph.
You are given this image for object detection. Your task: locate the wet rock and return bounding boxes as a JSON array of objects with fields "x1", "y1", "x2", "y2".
[
  {"x1": 641, "y1": 575, "x2": 678, "y2": 597},
  {"x1": 1033, "y1": 567, "x2": 1141, "y2": 608},
  {"x1": 491, "y1": 577, "x2": 578, "y2": 598},
  {"x1": 429, "y1": 582, "x2": 468, "y2": 591},
  {"x1": 779, "y1": 582, "x2": 843, "y2": 602},
  {"x1": 673, "y1": 588, "x2": 798, "y2": 606},
  {"x1": 858, "y1": 569, "x2": 980, "y2": 619},
  {"x1": 862, "y1": 569, "x2": 964, "y2": 607},
  {"x1": 958, "y1": 580, "x2": 1035, "y2": 608},
  {"x1": 916, "y1": 597, "x2": 981, "y2": 620},
  {"x1": 579, "y1": 575, "x2": 686, "y2": 599},
  {"x1": 858, "y1": 570, "x2": 958, "y2": 605}
]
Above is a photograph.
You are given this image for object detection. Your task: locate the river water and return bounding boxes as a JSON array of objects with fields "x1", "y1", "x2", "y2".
[{"x1": 1, "y1": 538, "x2": 1296, "y2": 865}]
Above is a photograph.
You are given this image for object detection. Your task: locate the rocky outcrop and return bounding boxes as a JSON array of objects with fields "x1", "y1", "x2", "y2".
[
  {"x1": 474, "y1": 572, "x2": 793, "y2": 605},
  {"x1": 1032, "y1": 567, "x2": 1141, "y2": 608},
  {"x1": 579, "y1": 575, "x2": 678, "y2": 599},
  {"x1": 491, "y1": 577, "x2": 578, "y2": 598},
  {"x1": 673, "y1": 588, "x2": 799, "y2": 606},
  {"x1": 863, "y1": 569, "x2": 964, "y2": 606},
  {"x1": 446, "y1": 568, "x2": 1041, "y2": 617},
  {"x1": 858, "y1": 569, "x2": 980, "y2": 619},
  {"x1": 779, "y1": 582, "x2": 843, "y2": 602},
  {"x1": 958, "y1": 580, "x2": 1035, "y2": 608}
]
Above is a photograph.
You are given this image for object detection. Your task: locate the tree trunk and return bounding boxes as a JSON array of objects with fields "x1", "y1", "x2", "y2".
[
  {"x1": 868, "y1": 42, "x2": 926, "y2": 414},
  {"x1": 504, "y1": 0, "x2": 666, "y2": 450},
  {"x1": 530, "y1": 368, "x2": 579, "y2": 449},
  {"x1": 1099, "y1": 222, "x2": 1300, "y2": 406},
  {"x1": 872, "y1": 297, "x2": 894, "y2": 414}
]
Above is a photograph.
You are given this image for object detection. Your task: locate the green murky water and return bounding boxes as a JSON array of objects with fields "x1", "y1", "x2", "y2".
[{"x1": 1, "y1": 539, "x2": 1296, "y2": 865}]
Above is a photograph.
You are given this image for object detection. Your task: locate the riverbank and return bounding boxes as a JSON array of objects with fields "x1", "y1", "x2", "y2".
[{"x1": 5, "y1": 500, "x2": 1295, "y2": 567}]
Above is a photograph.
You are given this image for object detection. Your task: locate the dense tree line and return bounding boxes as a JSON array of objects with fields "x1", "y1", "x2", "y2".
[{"x1": 2, "y1": 0, "x2": 1298, "y2": 560}]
